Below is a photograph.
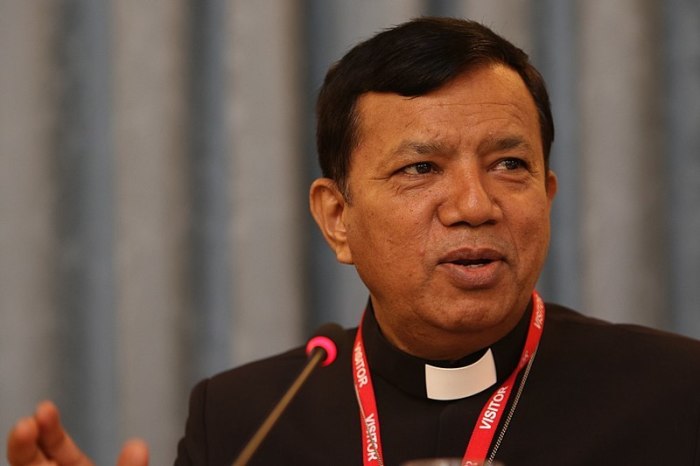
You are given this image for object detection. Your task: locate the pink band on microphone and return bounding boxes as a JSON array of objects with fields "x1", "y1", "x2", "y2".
[{"x1": 306, "y1": 336, "x2": 338, "y2": 366}]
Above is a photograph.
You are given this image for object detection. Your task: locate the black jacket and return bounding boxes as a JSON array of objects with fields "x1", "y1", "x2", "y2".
[{"x1": 175, "y1": 303, "x2": 700, "y2": 465}]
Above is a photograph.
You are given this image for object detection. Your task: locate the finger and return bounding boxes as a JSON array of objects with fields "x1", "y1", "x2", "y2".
[
  {"x1": 7, "y1": 417, "x2": 47, "y2": 465},
  {"x1": 34, "y1": 401, "x2": 93, "y2": 466},
  {"x1": 117, "y1": 439, "x2": 149, "y2": 466}
]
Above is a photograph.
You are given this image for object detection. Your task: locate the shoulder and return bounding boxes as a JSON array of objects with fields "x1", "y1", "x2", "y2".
[
  {"x1": 542, "y1": 302, "x2": 700, "y2": 377},
  {"x1": 206, "y1": 346, "x2": 308, "y2": 397},
  {"x1": 179, "y1": 327, "x2": 359, "y2": 465},
  {"x1": 196, "y1": 326, "x2": 358, "y2": 408},
  {"x1": 514, "y1": 303, "x2": 700, "y2": 464},
  {"x1": 546, "y1": 302, "x2": 700, "y2": 349}
]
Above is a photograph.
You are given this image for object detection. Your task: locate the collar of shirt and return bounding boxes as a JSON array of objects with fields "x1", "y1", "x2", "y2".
[{"x1": 361, "y1": 299, "x2": 532, "y2": 400}]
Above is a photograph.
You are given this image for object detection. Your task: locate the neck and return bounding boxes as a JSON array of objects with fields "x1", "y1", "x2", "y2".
[
  {"x1": 360, "y1": 302, "x2": 535, "y2": 401},
  {"x1": 374, "y1": 307, "x2": 526, "y2": 361}
]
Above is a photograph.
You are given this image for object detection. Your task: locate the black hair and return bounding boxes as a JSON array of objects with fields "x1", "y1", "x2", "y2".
[{"x1": 316, "y1": 17, "x2": 554, "y2": 196}]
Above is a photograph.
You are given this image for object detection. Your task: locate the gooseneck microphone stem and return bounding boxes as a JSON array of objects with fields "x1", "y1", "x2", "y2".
[{"x1": 231, "y1": 348, "x2": 326, "y2": 466}]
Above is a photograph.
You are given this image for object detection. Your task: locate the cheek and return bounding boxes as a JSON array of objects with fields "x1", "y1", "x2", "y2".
[
  {"x1": 348, "y1": 201, "x2": 432, "y2": 265},
  {"x1": 515, "y1": 203, "x2": 551, "y2": 260},
  {"x1": 384, "y1": 203, "x2": 435, "y2": 257}
]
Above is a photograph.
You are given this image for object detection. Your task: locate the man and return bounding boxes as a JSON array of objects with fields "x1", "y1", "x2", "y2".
[{"x1": 8, "y1": 17, "x2": 700, "y2": 466}]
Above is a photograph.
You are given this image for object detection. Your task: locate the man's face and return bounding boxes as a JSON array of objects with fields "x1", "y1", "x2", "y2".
[{"x1": 311, "y1": 64, "x2": 557, "y2": 359}]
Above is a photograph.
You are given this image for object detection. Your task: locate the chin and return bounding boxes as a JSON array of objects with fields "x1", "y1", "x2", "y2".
[
  {"x1": 429, "y1": 308, "x2": 505, "y2": 334},
  {"x1": 432, "y1": 295, "x2": 521, "y2": 332}
]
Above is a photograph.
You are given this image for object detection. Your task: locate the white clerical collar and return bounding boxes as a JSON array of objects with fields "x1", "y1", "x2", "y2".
[
  {"x1": 424, "y1": 348, "x2": 497, "y2": 400},
  {"x1": 362, "y1": 300, "x2": 531, "y2": 401}
]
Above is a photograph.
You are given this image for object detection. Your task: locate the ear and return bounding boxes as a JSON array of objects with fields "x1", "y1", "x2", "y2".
[
  {"x1": 546, "y1": 169, "x2": 558, "y2": 203},
  {"x1": 309, "y1": 178, "x2": 354, "y2": 264}
]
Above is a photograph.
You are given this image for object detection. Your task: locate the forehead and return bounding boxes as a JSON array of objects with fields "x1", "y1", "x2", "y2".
[{"x1": 352, "y1": 64, "x2": 542, "y2": 159}]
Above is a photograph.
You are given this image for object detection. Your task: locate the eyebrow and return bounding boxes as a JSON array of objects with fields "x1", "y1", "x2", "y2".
[
  {"x1": 392, "y1": 140, "x2": 451, "y2": 156},
  {"x1": 477, "y1": 135, "x2": 532, "y2": 155},
  {"x1": 391, "y1": 136, "x2": 532, "y2": 159}
]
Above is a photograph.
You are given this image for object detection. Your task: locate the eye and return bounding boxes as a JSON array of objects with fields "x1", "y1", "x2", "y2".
[
  {"x1": 495, "y1": 158, "x2": 528, "y2": 171},
  {"x1": 402, "y1": 161, "x2": 436, "y2": 175}
]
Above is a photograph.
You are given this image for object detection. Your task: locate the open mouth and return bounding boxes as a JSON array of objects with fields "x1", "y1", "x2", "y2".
[
  {"x1": 450, "y1": 258, "x2": 494, "y2": 268},
  {"x1": 439, "y1": 249, "x2": 503, "y2": 287}
]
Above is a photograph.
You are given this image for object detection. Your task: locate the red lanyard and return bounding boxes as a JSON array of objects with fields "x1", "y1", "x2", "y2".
[{"x1": 352, "y1": 291, "x2": 545, "y2": 466}]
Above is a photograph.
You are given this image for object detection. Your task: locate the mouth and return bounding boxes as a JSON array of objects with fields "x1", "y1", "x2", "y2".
[
  {"x1": 439, "y1": 248, "x2": 505, "y2": 266},
  {"x1": 449, "y1": 258, "x2": 495, "y2": 268},
  {"x1": 437, "y1": 248, "x2": 505, "y2": 289}
]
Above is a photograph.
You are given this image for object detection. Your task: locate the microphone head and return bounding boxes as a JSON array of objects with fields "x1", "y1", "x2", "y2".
[{"x1": 305, "y1": 323, "x2": 345, "y2": 367}]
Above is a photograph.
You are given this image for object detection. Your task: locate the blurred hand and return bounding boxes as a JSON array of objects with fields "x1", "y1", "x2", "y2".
[{"x1": 6, "y1": 401, "x2": 149, "y2": 466}]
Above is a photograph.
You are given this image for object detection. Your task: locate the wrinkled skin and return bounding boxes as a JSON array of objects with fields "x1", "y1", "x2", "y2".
[{"x1": 310, "y1": 64, "x2": 557, "y2": 360}]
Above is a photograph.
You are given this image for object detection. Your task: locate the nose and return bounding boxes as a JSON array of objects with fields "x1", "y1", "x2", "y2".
[{"x1": 437, "y1": 170, "x2": 500, "y2": 227}]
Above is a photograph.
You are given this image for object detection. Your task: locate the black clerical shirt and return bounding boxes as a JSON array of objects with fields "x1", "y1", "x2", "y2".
[{"x1": 176, "y1": 301, "x2": 700, "y2": 466}]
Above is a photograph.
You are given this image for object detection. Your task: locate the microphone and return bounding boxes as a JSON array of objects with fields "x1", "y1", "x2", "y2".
[{"x1": 231, "y1": 323, "x2": 345, "y2": 466}]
